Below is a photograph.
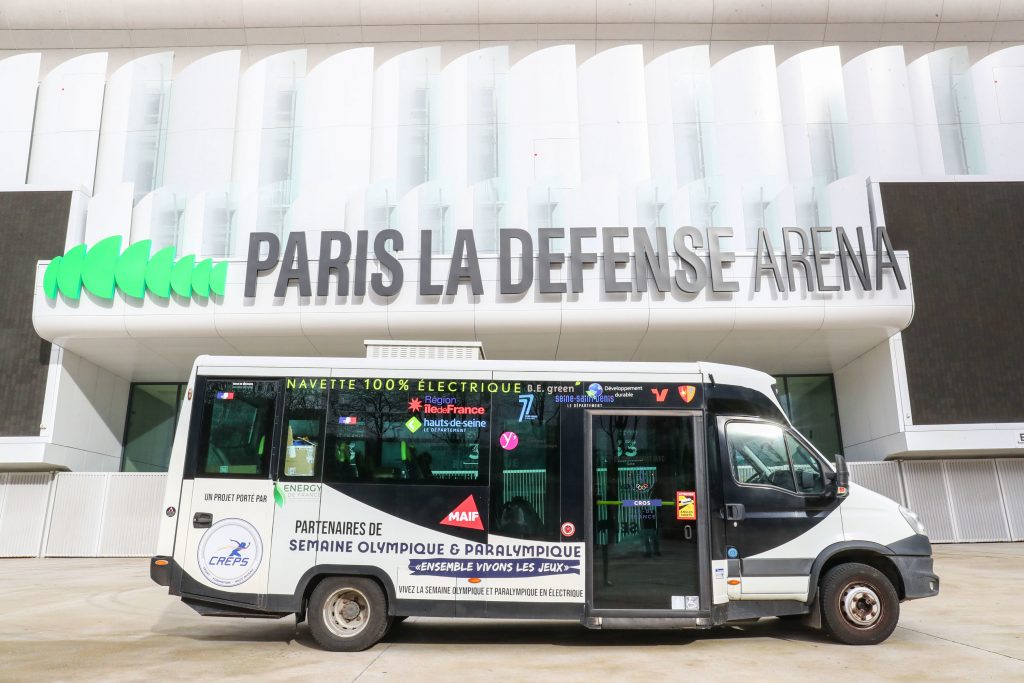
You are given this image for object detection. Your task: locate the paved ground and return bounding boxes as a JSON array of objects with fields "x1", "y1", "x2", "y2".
[{"x1": 1, "y1": 544, "x2": 1022, "y2": 682}]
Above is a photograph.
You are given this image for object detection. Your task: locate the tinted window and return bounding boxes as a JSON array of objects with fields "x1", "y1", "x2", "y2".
[
  {"x1": 707, "y1": 384, "x2": 787, "y2": 422},
  {"x1": 726, "y1": 421, "x2": 796, "y2": 492},
  {"x1": 491, "y1": 391, "x2": 560, "y2": 541},
  {"x1": 324, "y1": 379, "x2": 489, "y2": 484},
  {"x1": 196, "y1": 380, "x2": 277, "y2": 477},
  {"x1": 280, "y1": 383, "x2": 327, "y2": 479}
]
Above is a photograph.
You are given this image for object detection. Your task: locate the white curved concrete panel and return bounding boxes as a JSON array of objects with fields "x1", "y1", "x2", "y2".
[
  {"x1": 291, "y1": 48, "x2": 374, "y2": 232},
  {"x1": 27, "y1": 53, "x2": 108, "y2": 193},
  {"x1": 161, "y1": 50, "x2": 241, "y2": 243},
  {"x1": 843, "y1": 47, "x2": 922, "y2": 177},
  {"x1": 371, "y1": 47, "x2": 442, "y2": 200},
  {"x1": 967, "y1": 46, "x2": 1024, "y2": 175},
  {"x1": 710, "y1": 46, "x2": 789, "y2": 248},
  {"x1": 507, "y1": 45, "x2": 581, "y2": 235},
  {"x1": 83, "y1": 183, "x2": 134, "y2": 244},
  {"x1": 0, "y1": 53, "x2": 41, "y2": 187},
  {"x1": 578, "y1": 45, "x2": 651, "y2": 189},
  {"x1": 645, "y1": 46, "x2": 714, "y2": 190},
  {"x1": 228, "y1": 49, "x2": 307, "y2": 255},
  {"x1": 94, "y1": 52, "x2": 174, "y2": 199}
]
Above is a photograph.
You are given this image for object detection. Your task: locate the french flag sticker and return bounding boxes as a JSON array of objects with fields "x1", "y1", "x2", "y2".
[
  {"x1": 339, "y1": 416, "x2": 358, "y2": 425},
  {"x1": 216, "y1": 391, "x2": 235, "y2": 400}
]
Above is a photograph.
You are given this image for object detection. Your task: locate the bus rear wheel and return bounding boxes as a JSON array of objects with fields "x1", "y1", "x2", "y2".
[
  {"x1": 820, "y1": 562, "x2": 899, "y2": 645},
  {"x1": 308, "y1": 577, "x2": 389, "y2": 652}
]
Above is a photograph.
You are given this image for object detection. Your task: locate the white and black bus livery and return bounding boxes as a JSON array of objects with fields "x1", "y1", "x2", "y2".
[{"x1": 150, "y1": 354, "x2": 938, "y2": 650}]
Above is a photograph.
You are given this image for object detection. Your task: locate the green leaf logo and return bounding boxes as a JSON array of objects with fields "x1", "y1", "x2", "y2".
[
  {"x1": 43, "y1": 240, "x2": 228, "y2": 302},
  {"x1": 273, "y1": 482, "x2": 286, "y2": 508}
]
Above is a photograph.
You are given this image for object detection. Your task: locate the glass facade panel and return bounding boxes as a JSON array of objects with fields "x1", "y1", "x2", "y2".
[
  {"x1": 773, "y1": 374, "x2": 842, "y2": 462},
  {"x1": 121, "y1": 383, "x2": 185, "y2": 472}
]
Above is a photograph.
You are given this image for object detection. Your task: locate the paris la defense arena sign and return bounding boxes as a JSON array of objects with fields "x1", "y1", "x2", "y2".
[{"x1": 244, "y1": 226, "x2": 906, "y2": 299}]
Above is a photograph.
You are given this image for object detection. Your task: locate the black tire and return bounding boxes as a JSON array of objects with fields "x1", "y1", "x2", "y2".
[
  {"x1": 819, "y1": 563, "x2": 900, "y2": 645},
  {"x1": 308, "y1": 576, "x2": 390, "y2": 652}
]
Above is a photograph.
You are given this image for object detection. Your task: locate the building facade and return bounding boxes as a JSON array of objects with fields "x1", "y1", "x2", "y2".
[{"x1": 0, "y1": 1, "x2": 1021, "y2": 505}]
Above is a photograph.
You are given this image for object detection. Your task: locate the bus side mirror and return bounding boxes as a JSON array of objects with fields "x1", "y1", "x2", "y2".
[{"x1": 832, "y1": 453, "x2": 850, "y2": 498}]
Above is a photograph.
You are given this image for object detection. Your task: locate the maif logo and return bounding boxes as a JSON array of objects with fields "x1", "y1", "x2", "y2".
[
  {"x1": 440, "y1": 495, "x2": 484, "y2": 530},
  {"x1": 197, "y1": 518, "x2": 263, "y2": 587}
]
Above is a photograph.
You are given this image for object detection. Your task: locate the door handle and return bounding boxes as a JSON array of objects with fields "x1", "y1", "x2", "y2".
[
  {"x1": 193, "y1": 512, "x2": 213, "y2": 528},
  {"x1": 724, "y1": 503, "x2": 745, "y2": 521}
]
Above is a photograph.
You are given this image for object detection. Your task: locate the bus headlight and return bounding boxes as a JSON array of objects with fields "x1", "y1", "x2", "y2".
[{"x1": 899, "y1": 505, "x2": 927, "y2": 536}]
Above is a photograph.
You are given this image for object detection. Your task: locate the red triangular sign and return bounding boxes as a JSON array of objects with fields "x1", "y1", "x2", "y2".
[{"x1": 440, "y1": 495, "x2": 484, "y2": 530}]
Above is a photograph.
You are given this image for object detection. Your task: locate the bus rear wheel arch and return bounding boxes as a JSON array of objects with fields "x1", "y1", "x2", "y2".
[{"x1": 307, "y1": 576, "x2": 390, "y2": 652}]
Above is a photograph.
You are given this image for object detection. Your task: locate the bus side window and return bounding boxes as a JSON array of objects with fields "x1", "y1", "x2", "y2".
[
  {"x1": 196, "y1": 380, "x2": 277, "y2": 477},
  {"x1": 786, "y1": 433, "x2": 826, "y2": 495},
  {"x1": 490, "y1": 391, "x2": 560, "y2": 541},
  {"x1": 280, "y1": 384, "x2": 327, "y2": 479},
  {"x1": 322, "y1": 379, "x2": 488, "y2": 485},
  {"x1": 725, "y1": 421, "x2": 797, "y2": 492}
]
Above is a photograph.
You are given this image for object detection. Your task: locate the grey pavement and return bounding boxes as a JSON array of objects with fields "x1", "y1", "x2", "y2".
[{"x1": 1, "y1": 543, "x2": 1022, "y2": 682}]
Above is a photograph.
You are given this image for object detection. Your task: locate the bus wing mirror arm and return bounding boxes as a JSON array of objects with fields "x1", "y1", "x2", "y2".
[{"x1": 832, "y1": 453, "x2": 850, "y2": 498}]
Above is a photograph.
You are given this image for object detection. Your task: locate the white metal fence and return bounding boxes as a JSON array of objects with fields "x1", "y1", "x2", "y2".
[
  {"x1": 1, "y1": 462, "x2": 1022, "y2": 558},
  {"x1": 0, "y1": 472, "x2": 167, "y2": 558}
]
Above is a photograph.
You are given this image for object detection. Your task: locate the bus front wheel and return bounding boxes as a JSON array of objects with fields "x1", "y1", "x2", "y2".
[
  {"x1": 819, "y1": 562, "x2": 900, "y2": 645},
  {"x1": 308, "y1": 576, "x2": 390, "y2": 652}
]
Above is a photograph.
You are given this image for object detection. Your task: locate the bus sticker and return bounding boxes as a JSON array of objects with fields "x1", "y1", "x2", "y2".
[{"x1": 676, "y1": 491, "x2": 697, "y2": 520}]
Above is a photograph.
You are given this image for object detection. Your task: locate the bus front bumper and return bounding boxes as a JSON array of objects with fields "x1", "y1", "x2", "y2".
[{"x1": 893, "y1": 555, "x2": 939, "y2": 599}]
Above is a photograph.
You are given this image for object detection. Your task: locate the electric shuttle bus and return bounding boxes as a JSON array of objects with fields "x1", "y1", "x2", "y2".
[{"x1": 150, "y1": 353, "x2": 938, "y2": 650}]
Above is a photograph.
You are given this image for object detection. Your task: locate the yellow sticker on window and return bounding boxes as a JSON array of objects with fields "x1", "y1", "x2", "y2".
[{"x1": 676, "y1": 490, "x2": 696, "y2": 521}]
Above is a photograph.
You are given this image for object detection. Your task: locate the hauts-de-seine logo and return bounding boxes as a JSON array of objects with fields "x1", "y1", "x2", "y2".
[
  {"x1": 42, "y1": 236, "x2": 228, "y2": 302},
  {"x1": 197, "y1": 518, "x2": 263, "y2": 587}
]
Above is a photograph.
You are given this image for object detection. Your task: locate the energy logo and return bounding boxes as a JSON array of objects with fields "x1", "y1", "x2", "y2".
[
  {"x1": 43, "y1": 236, "x2": 228, "y2": 302},
  {"x1": 197, "y1": 518, "x2": 263, "y2": 587}
]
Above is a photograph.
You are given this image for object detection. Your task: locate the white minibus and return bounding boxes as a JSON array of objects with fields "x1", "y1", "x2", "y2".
[{"x1": 151, "y1": 353, "x2": 937, "y2": 650}]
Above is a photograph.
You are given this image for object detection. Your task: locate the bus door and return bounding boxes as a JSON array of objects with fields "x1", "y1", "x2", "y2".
[
  {"x1": 587, "y1": 410, "x2": 708, "y2": 614},
  {"x1": 718, "y1": 418, "x2": 838, "y2": 598},
  {"x1": 179, "y1": 378, "x2": 282, "y2": 608}
]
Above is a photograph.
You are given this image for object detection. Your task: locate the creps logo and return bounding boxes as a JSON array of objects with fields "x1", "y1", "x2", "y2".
[
  {"x1": 197, "y1": 518, "x2": 263, "y2": 587},
  {"x1": 42, "y1": 236, "x2": 228, "y2": 302}
]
